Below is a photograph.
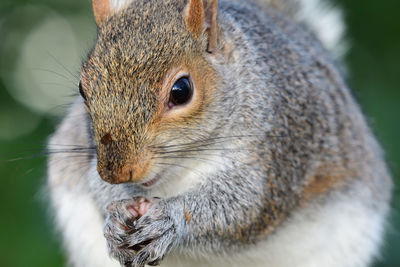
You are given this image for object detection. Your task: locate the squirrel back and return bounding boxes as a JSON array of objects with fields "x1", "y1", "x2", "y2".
[{"x1": 47, "y1": 1, "x2": 392, "y2": 267}]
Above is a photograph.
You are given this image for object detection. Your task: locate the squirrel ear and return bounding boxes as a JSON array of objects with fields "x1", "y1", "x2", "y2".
[
  {"x1": 92, "y1": 0, "x2": 133, "y2": 26},
  {"x1": 184, "y1": 0, "x2": 218, "y2": 53}
]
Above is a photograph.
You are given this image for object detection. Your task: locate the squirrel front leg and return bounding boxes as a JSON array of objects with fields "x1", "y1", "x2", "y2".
[{"x1": 104, "y1": 168, "x2": 282, "y2": 267}]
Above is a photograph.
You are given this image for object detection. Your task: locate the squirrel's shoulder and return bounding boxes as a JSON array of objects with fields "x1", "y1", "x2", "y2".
[{"x1": 224, "y1": 0, "x2": 345, "y2": 58}]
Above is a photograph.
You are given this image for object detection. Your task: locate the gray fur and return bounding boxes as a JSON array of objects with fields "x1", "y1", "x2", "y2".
[{"x1": 47, "y1": 0, "x2": 392, "y2": 266}]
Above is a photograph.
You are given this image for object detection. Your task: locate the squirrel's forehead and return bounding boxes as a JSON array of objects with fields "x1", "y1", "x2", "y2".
[
  {"x1": 100, "y1": 1, "x2": 187, "y2": 39},
  {"x1": 83, "y1": 44, "x2": 181, "y2": 96},
  {"x1": 98, "y1": 0, "x2": 196, "y2": 51},
  {"x1": 84, "y1": 1, "x2": 199, "y2": 90},
  {"x1": 87, "y1": 32, "x2": 195, "y2": 87},
  {"x1": 92, "y1": 11, "x2": 193, "y2": 65},
  {"x1": 87, "y1": 40, "x2": 184, "y2": 87},
  {"x1": 99, "y1": 18, "x2": 188, "y2": 48}
]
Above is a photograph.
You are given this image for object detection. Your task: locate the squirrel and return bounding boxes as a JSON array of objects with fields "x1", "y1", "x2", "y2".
[{"x1": 47, "y1": 0, "x2": 392, "y2": 267}]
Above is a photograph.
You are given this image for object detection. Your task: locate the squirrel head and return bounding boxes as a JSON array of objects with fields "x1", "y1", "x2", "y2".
[{"x1": 80, "y1": 0, "x2": 221, "y2": 184}]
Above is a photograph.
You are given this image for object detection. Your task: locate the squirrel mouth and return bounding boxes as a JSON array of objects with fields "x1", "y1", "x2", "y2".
[{"x1": 140, "y1": 174, "x2": 161, "y2": 187}]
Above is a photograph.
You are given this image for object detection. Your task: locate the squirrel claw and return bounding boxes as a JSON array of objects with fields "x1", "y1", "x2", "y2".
[{"x1": 104, "y1": 198, "x2": 175, "y2": 267}]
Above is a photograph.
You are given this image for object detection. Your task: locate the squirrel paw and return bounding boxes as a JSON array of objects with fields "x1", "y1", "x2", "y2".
[{"x1": 104, "y1": 197, "x2": 177, "y2": 267}]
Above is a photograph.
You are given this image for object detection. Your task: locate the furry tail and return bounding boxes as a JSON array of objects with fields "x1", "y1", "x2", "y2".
[{"x1": 254, "y1": 0, "x2": 347, "y2": 57}]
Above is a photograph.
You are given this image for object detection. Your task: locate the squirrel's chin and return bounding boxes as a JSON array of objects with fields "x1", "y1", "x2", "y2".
[{"x1": 140, "y1": 174, "x2": 162, "y2": 188}]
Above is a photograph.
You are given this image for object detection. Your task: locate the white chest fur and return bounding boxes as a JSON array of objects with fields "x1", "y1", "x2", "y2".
[
  {"x1": 52, "y1": 182, "x2": 385, "y2": 267},
  {"x1": 161, "y1": 191, "x2": 385, "y2": 267}
]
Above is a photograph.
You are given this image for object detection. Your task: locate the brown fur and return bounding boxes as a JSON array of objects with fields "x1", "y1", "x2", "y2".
[
  {"x1": 303, "y1": 170, "x2": 347, "y2": 201},
  {"x1": 92, "y1": 0, "x2": 111, "y2": 25},
  {"x1": 184, "y1": 210, "x2": 192, "y2": 223},
  {"x1": 81, "y1": 0, "x2": 220, "y2": 184},
  {"x1": 185, "y1": 0, "x2": 205, "y2": 38},
  {"x1": 204, "y1": 0, "x2": 218, "y2": 52},
  {"x1": 100, "y1": 133, "x2": 113, "y2": 145},
  {"x1": 48, "y1": 1, "x2": 392, "y2": 266}
]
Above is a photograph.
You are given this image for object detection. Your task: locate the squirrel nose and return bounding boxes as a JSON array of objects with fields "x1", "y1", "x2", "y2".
[
  {"x1": 97, "y1": 165, "x2": 134, "y2": 184},
  {"x1": 96, "y1": 147, "x2": 153, "y2": 184}
]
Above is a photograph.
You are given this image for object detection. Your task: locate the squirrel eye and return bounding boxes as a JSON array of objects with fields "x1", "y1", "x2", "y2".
[
  {"x1": 169, "y1": 77, "x2": 192, "y2": 106},
  {"x1": 78, "y1": 81, "x2": 87, "y2": 101}
]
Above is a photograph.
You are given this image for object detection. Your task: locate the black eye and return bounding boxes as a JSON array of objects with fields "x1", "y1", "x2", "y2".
[
  {"x1": 79, "y1": 81, "x2": 87, "y2": 101},
  {"x1": 169, "y1": 77, "x2": 193, "y2": 106}
]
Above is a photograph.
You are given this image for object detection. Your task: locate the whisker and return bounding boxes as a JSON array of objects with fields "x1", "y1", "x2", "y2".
[
  {"x1": 47, "y1": 52, "x2": 80, "y2": 81},
  {"x1": 6, "y1": 145, "x2": 95, "y2": 162},
  {"x1": 154, "y1": 162, "x2": 203, "y2": 176},
  {"x1": 47, "y1": 146, "x2": 88, "y2": 149},
  {"x1": 154, "y1": 147, "x2": 252, "y2": 155},
  {"x1": 151, "y1": 135, "x2": 253, "y2": 150},
  {"x1": 152, "y1": 155, "x2": 219, "y2": 165},
  {"x1": 47, "y1": 147, "x2": 96, "y2": 151},
  {"x1": 152, "y1": 134, "x2": 287, "y2": 152},
  {"x1": 11, "y1": 153, "x2": 92, "y2": 161},
  {"x1": 30, "y1": 67, "x2": 73, "y2": 81}
]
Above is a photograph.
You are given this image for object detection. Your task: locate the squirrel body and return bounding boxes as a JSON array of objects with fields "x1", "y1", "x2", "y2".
[{"x1": 47, "y1": 0, "x2": 392, "y2": 267}]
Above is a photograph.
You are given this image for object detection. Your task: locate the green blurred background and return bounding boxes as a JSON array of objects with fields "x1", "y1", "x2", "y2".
[{"x1": 0, "y1": 0, "x2": 398, "y2": 266}]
